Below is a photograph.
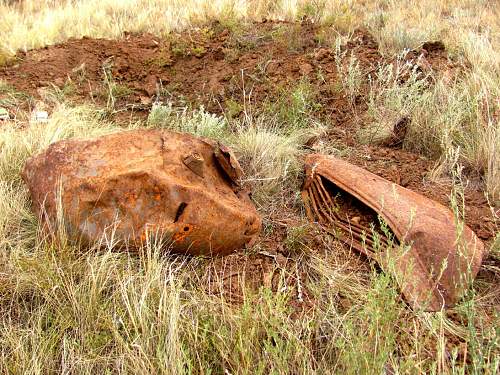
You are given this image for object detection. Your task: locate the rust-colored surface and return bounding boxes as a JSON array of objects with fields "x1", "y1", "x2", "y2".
[
  {"x1": 302, "y1": 154, "x2": 485, "y2": 311},
  {"x1": 22, "y1": 129, "x2": 261, "y2": 255},
  {"x1": 214, "y1": 142, "x2": 244, "y2": 185}
]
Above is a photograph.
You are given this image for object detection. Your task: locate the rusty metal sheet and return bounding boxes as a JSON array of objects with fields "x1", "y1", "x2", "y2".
[
  {"x1": 22, "y1": 129, "x2": 261, "y2": 256},
  {"x1": 302, "y1": 153, "x2": 485, "y2": 311},
  {"x1": 214, "y1": 141, "x2": 244, "y2": 185}
]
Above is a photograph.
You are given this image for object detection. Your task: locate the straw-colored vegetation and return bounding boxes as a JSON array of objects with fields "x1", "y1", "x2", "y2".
[{"x1": 0, "y1": 0, "x2": 499, "y2": 373}]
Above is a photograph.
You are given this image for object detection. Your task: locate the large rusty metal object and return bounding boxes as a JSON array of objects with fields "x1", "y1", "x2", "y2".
[
  {"x1": 22, "y1": 129, "x2": 261, "y2": 255},
  {"x1": 302, "y1": 154, "x2": 485, "y2": 311}
]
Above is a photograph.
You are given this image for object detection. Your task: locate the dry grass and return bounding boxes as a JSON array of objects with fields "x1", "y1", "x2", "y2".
[
  {"x1": 1, "y1": 1, "x2": 498, "y2": 56},
  {"x1": 0, "y1": 0, "x2": 499, "y2": 373}
]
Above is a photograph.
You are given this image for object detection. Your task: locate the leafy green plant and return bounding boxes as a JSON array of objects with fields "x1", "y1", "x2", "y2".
[{"x1": 267, "y1": 80, "x2": 322, "y2": 130}]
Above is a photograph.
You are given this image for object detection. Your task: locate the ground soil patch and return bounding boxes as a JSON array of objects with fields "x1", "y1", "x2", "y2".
[{"x1": 0, "y1": 21, "x2": 459, "y2": 122}]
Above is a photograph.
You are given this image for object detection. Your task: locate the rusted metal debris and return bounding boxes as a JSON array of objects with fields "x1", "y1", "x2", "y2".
[
  {"x1": 22, "y1": 129, "x2": 261, "y2": 255},
  {"x1": 301, "y1": 154, "x2": 485, "y2": 311},
  {"x1": 214, "y1": 142, "x2": 244, "y2": 185}
]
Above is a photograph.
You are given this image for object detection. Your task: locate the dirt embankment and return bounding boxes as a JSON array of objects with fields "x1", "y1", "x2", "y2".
[{"x1": 0, "y1": 22, "x2": 457, "y2": 123}]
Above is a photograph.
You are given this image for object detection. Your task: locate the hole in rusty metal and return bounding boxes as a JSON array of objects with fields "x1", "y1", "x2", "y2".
[
  {"x1": 174, "y1": 202, "x2": 187, "y2": 223},
  {"x1": 305, "y1": 176, "x2": 398, "y2": 255},
  {"x1": 183, "y1": 226, "x2": 190, "y2": 232}
]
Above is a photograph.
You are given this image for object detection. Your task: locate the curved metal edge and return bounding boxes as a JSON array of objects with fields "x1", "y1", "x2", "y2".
[{"x1": 303, "y1": 153, "x2": 485, "y2": 311}]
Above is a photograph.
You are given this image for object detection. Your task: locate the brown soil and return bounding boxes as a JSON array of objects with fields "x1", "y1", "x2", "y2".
[
  {"x1": 0, "y1": 21, "x2": 497, "y2": 307},
  {"x1": 0, "y1": 21, "x2": 458, "y2": 122}
]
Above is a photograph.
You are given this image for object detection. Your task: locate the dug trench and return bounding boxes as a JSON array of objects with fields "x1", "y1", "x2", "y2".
[{"x1": 0, "y1": 21, "x2": 497, "y2": 314}]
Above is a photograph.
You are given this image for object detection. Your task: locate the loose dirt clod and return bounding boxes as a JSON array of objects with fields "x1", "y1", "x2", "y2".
[
  {"x1": 22, "y1": 129, "x2": 261, "y2": 255},
  {"x1": 302, "y1": 154, "x2": 485, "y2": 311}
]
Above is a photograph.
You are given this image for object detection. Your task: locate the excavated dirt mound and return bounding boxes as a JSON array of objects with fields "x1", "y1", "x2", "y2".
[
  {"x1": 0, "y1": 21, "x2": 460, "y2": 122},
  {"x1": 0, "y1": 21, "x2": 496, "y2": 307}
]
